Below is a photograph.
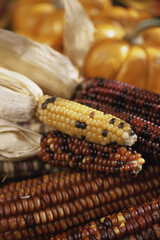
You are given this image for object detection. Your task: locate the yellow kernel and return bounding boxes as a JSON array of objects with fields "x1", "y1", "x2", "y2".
[
  {"x1": 137, "y1": 158, "x2": 145, "y2": 165},
  {"x1": 47, "y1": 138, "x2": 54, "y2": 144},
  {"x1": 108, "y1": 124, "x2": 113, "y2": 131},
  {"x1": 117, "y1": 213, "x2": 125, "y2": 223},
  {"x1": 97, "y1": 128, "x2": 102, "y2": 134},
  {"x1": 87, "y1": 132, "x2": 92, "y2": 139},
  {"x1": 112, "y1": 134, "x2": 118, "y2": 142},
  {"x1": 56, "y1": 115, "x2": 60, "y2": 121},
  {"x1": 61, "y1": 116, "x2": 65, "y2": 122},
  {"x1": 61, "y1": 123, "x2": 66, "y2": 129},
  {"x1": 50, "y1": 144, "x2": 55, "y2": 151},
  {"x1": 107, "y1": 132, "x2": 113, "y2": 139},
  {"x1": 52, "y1": 113, "x2": 56, "y2": 120},
  {"x1": 112, "y1": 127, "x2": 119, "y2": 134},
  {"x1": 117, "y1": 137, "x2": 124, "y2": 145},
  {"x1": 117, "y1": 129, "x2": 123, "y2": 136},
  {"x1": 66, "y1": 118, "x2": 70, "y2": 124},
  {"x1": 124, "y1": 126, "x2": 131, "y2": 132},
  {"x1": 71, "y1": 120, "x2": 75, "y2": 126},
  {"x1": 91, "y1": 127, "x2": 97, "y2": 133}
]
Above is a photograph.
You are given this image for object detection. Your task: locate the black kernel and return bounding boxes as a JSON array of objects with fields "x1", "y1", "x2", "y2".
[
  {"x1": 112, "y1": 148, "x2": 117, "y2": 153},
  {"x1": 118, "y1": 122, "x2": 125, "y2": 129},
  {"x1": 115, "y1": 167, "x2": 120, "y2": 173},
  {"x1": 102, "y1": 130, "x2": 108, "y2": 137},
  {"x1": 129, "y1": 130, "x2": 135, "y2": 136},
  {"x1": 102, "y1": 152, "x2": 109, "y2": 159},
  {"x1": 81, "y1": 122, "x2": 87, "y2": 129},
  {"x1": 76, "y1": 84, "x2": 82, "y2": 91},
  {"x1": 117, "y1": 160, "x2": 123, "y2": 167},
  {"x1": 41, "y1": 103, "x2": 47, "y2": 109},
  {"x1": 86, "y1": 83, "x2": 93, "y2": 90},
  {"x1": 61, "y1": 145, "x2": 65, "y2": 152},
  {"x1": 69, "y1": 152, "x2": 74, "y2": 158},
  {"x1": 46, "y1": 146, "x2": 52, "y2": 153},
  {"x1": 110, "y1": 118, "x2": 116, "y2": 124},
  {"x1": 81, "y1": 135, "x2": 86, "y2": 140},
  {"x1": 75, "y1": 121, "x2": 81, "y2": 128},
  {"x1": 88, "y1": 142, "x2": 93, "y2": 148}
]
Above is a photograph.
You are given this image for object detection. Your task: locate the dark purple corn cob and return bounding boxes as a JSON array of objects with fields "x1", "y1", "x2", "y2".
[{"x1": 74, "y1": 77, "x2": 160, "y2": 125}]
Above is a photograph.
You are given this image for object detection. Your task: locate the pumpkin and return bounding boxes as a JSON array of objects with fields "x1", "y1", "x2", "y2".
[
  {"x1": 84, "y1": 19, "x2": 160, "y2": 94},
  {"x1": 13, "y1": 0, "x2": 64, "y2": 50},
  {"x1": 79, "y1": 0, "x2": 112, "y2": 18},
  {"x1": 92, "y1": 6, "x2": 150, "y2": 42},
  {"x1": 12, "y1": 0, "x2": 111, "y2": 50}
]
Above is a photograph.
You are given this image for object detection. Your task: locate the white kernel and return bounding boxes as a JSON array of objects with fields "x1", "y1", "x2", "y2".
[{"x1": 122, "y1": 132, "x2": 129, "y2": 140}]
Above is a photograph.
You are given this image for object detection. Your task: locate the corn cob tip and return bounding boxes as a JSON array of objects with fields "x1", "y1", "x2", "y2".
[{"x1": 123, "y1": 131, "x2": 137, "y2": 146}]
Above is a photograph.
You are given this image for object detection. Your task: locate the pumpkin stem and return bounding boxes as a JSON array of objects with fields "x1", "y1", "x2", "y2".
[{"x1": 125, "y1": 18, "x2": 160, "y2": 44}]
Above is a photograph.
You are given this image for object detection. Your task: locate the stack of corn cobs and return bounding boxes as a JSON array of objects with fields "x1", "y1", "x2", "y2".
[{"x1": 0, "y1": 77, "x2": 160, "y2": 240}]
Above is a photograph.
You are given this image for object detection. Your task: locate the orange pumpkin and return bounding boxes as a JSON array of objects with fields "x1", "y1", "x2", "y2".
[
  {"x1": 12, "y1": 0, "x2": 112, "y2": 50},
  {"x1": 13, "y1": 0, "x2": 64, "y2": 50},
  {"x1": 84, "y1": 19, "x2": 160, "y2": 94},
  {"x1": 92, "y1": 6, "x2": 150, "y2": 42}
]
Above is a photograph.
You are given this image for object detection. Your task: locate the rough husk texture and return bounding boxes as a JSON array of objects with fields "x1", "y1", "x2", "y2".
[
  {"x1": 64, "y1": 0, "x2": 95, "y2": 73},
  {"x1": 0, "y1": 29, "x2": 80, "y2": 99},
  {"x1": 0, "y1": 119, "x2": 41, "y2": 161},
  {"x1": 0, "y1": 67, "x2": 43, "y2": 122}
]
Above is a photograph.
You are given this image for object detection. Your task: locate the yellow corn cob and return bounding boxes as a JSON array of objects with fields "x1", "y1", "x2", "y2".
[{"x1": 36, "y1": 95, "x2": 137, "y2": 146}]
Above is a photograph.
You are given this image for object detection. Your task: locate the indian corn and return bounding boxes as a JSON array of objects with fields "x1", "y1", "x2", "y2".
[
  {"x1": 0, "y1": 164, "x2": 160, "y2": 239},
  {"x1": 39, "y1": 129, "x2": 145, "y2": 177},
  {"x1": 74, "y1": 77, "x2": 160, "y2": 125},
  {"x1": 74, "y1": 99, "x2": 160, "y2": 162},
  {"x1": 51, "y1": 196, "x2": 160, "y2": 239},
  {"x1": 36, "y1": 95, "x2": 137, "y2": 146},
  {"x1": 0, "y1": 157, "x2": 52, "y2": 180}
]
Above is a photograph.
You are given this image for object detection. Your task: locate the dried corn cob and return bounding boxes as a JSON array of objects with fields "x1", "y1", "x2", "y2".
[
  {"x1": 0, "y1": 165, "x2": 159, "y2": 239},
  {"x1": 1, "y1": 163, "x2": 159, "y2": 197},
  {"x1": 51, "y1": 197, "x2": 160, "y2": 240},
  {"x1": 74, "y1": 77, "x2": 160, "y2": 125},
  {"x1": 36, "y1": 95, "x2": 137, "y2": 146},
  {"x1": 0, "y1": 191, "x2": 159, "y2": 240},
  {"x1": 39, "y1": 130, "x2": 145, "y2": 177},
  {"x1": 0, "y1": 157, "x2": 53, "y2": 181},
  {"x1": 74, "y1": 99, "x2": 160, "y2": 162}
]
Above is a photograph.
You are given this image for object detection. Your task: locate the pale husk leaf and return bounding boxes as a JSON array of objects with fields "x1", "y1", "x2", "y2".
[
  {"x1": 0, "y1": 67, "x2": 43, "y2": 122},
  {"x1": 64, "y1": 0, "x2": 95, "y2": 73},
  {"x1": 0, "y1": 119, "x2": 41, "y2": 161},
  {"x1": 0, "y1": 29, "x2": 80, "y2": 99}
]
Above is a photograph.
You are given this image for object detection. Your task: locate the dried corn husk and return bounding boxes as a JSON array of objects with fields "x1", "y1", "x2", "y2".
[
  {"x1": 19, "y1": 118, "x2": 53, "y2": 134},
  {"x1": 64, "y1": 0, "x2": 95, "y2": 73},
  {"x1": 0, "y1": 29, "x2": 80, "y2": 99},
  {"x1": 0, "y1": 67, "x2": 43, "y2": 122},
  {"x1": 0, "y1": 119, "x2": 41, "y2": 161}
]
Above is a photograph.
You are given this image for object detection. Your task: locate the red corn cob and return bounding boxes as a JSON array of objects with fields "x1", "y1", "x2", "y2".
[
  {"x1": 74, "y1": 99, "x2": 160, "y2": 162},
  {"x1": 0, "y1": 165, "x2": 160, "y2": 239},
  {"x1": 74, "y1": 77, "x2": 160, "y2": 125},
  {"x1": 50, "y1": 197, "x2": 160, "y2": 240},
  {"x1": 39, "y1": 130, "x2": 145, "y2": 177}
]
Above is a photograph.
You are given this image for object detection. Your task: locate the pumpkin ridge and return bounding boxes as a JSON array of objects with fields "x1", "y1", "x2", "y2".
[{"x1": 114, "y1": 41, "x2": 131, "y2": 81}]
